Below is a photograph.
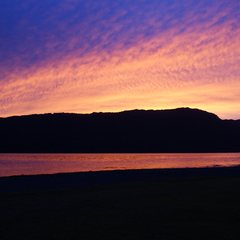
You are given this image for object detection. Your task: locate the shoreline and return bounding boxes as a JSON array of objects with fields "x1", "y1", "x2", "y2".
[
  {"x1": 1, "y1": 165, "x2": 240, "y2": 193},
  {"x1": 1, "y1": 166, "x2": 240, "y2": 239}
]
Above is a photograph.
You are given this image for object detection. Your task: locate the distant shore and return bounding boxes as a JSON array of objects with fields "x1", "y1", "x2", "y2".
[
  {"x1": 1, "y1": 108, "x2": 240, "y2": 153},
  {"x1": 1, "y1": 165, "x2": 240, "y2": 193}
]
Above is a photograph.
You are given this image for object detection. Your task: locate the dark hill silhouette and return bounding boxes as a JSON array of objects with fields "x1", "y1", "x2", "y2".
[{"x1": 0, "y1": 108, "x2": 239, "y2": 153}]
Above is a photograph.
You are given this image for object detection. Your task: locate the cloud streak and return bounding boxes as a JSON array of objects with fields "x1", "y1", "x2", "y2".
[{"x1": 0, "y1": 0, "x2": 239, "y2": 119}]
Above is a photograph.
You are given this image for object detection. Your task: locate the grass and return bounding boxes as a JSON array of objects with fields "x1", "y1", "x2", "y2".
[{"x1": 1, "y1": 176, "x2": 240, "y2": 239}]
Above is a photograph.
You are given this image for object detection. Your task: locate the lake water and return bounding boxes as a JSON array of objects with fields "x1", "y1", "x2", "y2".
[{"x1": 0, "y1": 153, "x2": 240, "y2": 177}]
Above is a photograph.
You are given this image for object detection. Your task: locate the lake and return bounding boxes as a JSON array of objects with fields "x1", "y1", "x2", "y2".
[{"x1": 0, "y1": 153, "x2": 240, "y2": 177}]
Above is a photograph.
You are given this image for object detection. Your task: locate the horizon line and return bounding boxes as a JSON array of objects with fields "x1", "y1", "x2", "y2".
[{"x1": 1, "y1": 107, "x2": 239, "y2": 121}]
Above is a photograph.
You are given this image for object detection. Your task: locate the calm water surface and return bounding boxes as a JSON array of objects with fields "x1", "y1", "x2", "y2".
[{"x1": 0, "y1": 153, "x2": 240, "y2": 177}]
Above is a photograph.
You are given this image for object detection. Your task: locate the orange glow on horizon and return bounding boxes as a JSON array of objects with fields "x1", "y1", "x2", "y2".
[{"x1": 0, "y1": 0, "x2": 239, "y2": 119}]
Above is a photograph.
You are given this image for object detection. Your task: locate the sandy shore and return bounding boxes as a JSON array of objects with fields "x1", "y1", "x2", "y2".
[{"x1": 1, "y1": 165, "x2": 240, "y2": 193}]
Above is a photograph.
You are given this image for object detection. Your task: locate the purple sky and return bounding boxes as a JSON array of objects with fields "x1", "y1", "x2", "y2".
[{"x1": 0, "y1": 0, "x2": 239, "y2": 119}]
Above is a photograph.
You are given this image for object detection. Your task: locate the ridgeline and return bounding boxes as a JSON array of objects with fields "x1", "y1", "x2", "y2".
[{"x1": 0, "y1": 108, "x2": 240, "y2": 153}]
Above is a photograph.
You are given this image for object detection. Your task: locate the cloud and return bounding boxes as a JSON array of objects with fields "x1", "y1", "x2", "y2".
[
  {"x1": 0, "y1": 0, "x2": 239, "y2": 118},
  {"x1": 1, "y1": 0, "x2": 237, "y2": 68}
]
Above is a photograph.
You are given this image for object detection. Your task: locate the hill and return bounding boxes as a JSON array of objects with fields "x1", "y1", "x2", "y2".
[{"x1": 0, "y1": 108, "x2": 239, "y2": 153}]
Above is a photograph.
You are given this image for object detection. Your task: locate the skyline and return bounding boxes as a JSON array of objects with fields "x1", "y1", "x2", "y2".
[{"x1": 0, "y1": 0, "x2": 239, "y2": 119}]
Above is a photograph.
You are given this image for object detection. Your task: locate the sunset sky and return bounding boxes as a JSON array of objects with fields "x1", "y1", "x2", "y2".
[{"x1": 0, "y1": 0, "x2": 239, "y2": 119}]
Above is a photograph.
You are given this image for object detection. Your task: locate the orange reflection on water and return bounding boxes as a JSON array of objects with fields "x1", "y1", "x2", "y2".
[{"x1": 0, "y1": 153, "x2": 240, "y2": 177}]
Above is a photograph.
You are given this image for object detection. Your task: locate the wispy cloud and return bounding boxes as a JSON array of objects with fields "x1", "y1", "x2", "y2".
[{"x1": 0, "y1": 0, "x2": 239, "y2": 118}]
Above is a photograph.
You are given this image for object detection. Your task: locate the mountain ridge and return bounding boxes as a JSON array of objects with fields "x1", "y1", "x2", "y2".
[
  {"x1": 0, "y1": 108, "x2": 239, "y2": 153},
  {"x1": 1, "y1": 107, "x2": 222, "y2": 119}
]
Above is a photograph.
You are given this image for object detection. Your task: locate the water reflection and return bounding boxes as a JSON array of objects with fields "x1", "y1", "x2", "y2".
[{"x1": 0, "y1": 153, "x2": 240, "y2": 177}]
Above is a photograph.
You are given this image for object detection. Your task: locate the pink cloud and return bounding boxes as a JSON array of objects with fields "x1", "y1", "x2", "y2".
[{"x1": 0, "y1": 0, "x2": 239, "y2": 119}]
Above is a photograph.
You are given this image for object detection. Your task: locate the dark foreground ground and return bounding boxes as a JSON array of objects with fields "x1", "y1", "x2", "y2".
[{"x1": 1, "y1": 167, "x2": 240, "y2": 239}]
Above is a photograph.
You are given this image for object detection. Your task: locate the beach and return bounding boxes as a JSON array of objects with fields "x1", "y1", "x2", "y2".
[{"x1": 1, "y1": 167, "x2": 240, "y2": 239}]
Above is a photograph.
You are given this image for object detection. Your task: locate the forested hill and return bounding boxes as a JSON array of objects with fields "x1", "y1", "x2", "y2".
[{"x1": 0, "y1": 108, "x2": 240, "y2": 153}]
